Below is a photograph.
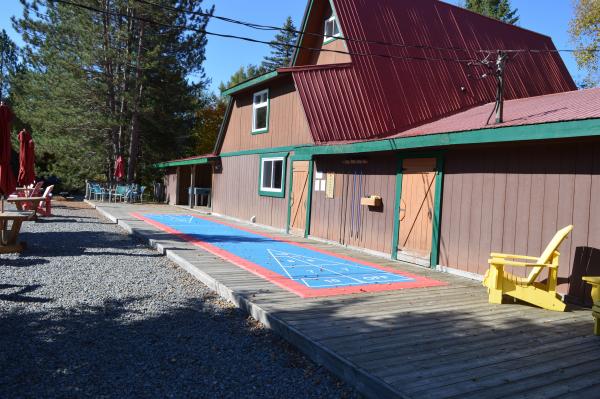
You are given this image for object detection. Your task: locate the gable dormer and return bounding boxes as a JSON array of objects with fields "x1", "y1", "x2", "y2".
[
  {"x1": 288, "y1": 0, "x2": 576, "y2": 144},
  {"x1": 293, "y1": 0, "x2": 351, "y2": 66}
]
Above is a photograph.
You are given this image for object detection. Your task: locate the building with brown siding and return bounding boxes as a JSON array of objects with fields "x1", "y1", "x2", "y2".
[{"x1": 156, "y1": 0, "x2": 600, "y2": 304}]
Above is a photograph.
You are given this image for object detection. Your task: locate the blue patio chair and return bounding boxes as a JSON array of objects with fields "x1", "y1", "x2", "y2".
[
  {"x1": 129, "y1": 184, "x2": 146, "y2": 204},
  {"x1": 124, "y1": 184, "x2": 138, "y2": 203},
  {"x1": 90, "y1": 184, "x2": 108, "y2": 202},
  {"x1": 130, "y1": 186, "x2": 146, "y2": 203},
  {"x1": 112, "y1": 185, "x2": 128, "y2": 202}
]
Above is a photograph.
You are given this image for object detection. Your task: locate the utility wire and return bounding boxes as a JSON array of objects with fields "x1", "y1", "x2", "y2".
[
  {"x1": 132, "y1": 0, "x2": 599, "y2": 55},
  {"x1": 133, "y1": 0, "x2": 474, "y2": 55},
  {"x1": 47, "y1": 0, "x2": 480, "y2": 65}
]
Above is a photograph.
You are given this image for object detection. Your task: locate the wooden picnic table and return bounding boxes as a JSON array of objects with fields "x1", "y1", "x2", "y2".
[
  {"x1": 8, "y1": 196, "x2": 46, "y2": 212},
  {"x1": 0, "y1": 211, "x2": 36, "y2": 254}
]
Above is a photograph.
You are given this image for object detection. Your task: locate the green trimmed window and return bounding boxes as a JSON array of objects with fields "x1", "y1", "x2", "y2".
[
  {"x1": 259, "y1": 154, "x2": 287, "y2": 197},
  {"x1": 252, "y1": 89, "x2": 269, "y2": 133},
  {"x1": 323, "y1": 15, "x2": 340, "y2": 43}
]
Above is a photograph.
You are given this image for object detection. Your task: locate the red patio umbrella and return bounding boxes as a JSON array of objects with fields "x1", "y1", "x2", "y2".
[
  {"x1": 114, "y1": 155, "x2": 125, "y2": 182},
  {"x1": 0, "y1": 102, "x2": 17, "y2": 212},
  {"x1": 17, "y1": 129, "x2": 36, "y2": 187}
]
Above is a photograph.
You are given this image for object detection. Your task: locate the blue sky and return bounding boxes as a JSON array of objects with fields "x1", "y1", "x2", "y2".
[{"x1": 0, "y1": 0, "x2": 584, "y2": 93}]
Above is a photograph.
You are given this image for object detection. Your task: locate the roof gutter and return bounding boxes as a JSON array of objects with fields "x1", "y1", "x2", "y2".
[
  {"x1": 278, "y1": 63, "x2": 352, "y2": 73},
  {"x1": 154, "y1": 156, "x2": 218, "y2": 169},
  {"x1": 293, "y1": 118, "x2": 600, "y2": 157},
  {"x1": 221, "y1": 70, "x2": 280, "y2": 97}
]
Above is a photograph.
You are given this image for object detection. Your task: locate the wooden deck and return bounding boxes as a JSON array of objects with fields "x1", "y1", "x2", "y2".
[{"x1": 88, "y1": 201, "x2": 600, "y2": 399}]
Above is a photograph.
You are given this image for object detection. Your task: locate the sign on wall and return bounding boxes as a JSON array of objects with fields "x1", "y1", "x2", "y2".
[{"x1": 325, "y1": 173, "x2": 335, "y2": 198}]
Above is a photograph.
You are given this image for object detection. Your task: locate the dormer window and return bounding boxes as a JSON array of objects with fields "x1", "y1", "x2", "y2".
[
  {"x1": 252, "y1": 89, "x2": 269, "y2": 134},
  {"x1": 323, "y1": 15, "x2": 340, "y2": 43}
]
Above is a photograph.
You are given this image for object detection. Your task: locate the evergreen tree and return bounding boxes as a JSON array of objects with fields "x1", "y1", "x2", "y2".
[
  {"x1": 11, "y1": 0, "x2": 214, "y2": 189},
  {"x1": 0, "y1": 29, "x2": 19, "y2": 102},
  {"x1": 262, "y1": 16, "x2": 298, "y2": 71},
  {"x1": 464, "y1": 0, "x2": 519, "y2": 25},
  {"x1": 218, "y1": 64, "x2": 268, "y2": 94},
  {"x1": 570, "y1": 0, "x2": 600, "y2": 87},
  {"x1": 218, "y1": 17, "x2": 297, "y2": 98}
]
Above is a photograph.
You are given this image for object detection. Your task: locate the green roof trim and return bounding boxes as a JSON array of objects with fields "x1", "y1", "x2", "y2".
[
  {"x1": 295, "y1": 118, "x2": 600, "y2": 157},
  {"x1": 291, "y1": 0, "x2": 315, "y2": 66},
  {"x1": 213, "y1": 97, "x2": 234, "y2": 155},
  {"x1": 163, "y1": 118, "x2": 600, "y2": 169},
  {"x1": 219, "y1": 146, "x2": 302, "y2": 158},
  {"x1": 154, "y1": 156, "x2": 216, "y2": 169},
  {"x1": 217, "y1": 118, "x2": 600, "y2": 159},
  {"x1": 221, "y1": 71, "x2": 279, "y2": 97}
]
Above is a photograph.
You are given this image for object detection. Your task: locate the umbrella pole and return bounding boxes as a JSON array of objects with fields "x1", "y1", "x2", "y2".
[{"x1": 0, "y1": 196, "x2": 5, "y2": 245}]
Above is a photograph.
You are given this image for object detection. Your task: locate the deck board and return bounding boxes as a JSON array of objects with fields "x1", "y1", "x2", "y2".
[{"x1": 90, "y1": 201, "x2": 600, "y2": 399}]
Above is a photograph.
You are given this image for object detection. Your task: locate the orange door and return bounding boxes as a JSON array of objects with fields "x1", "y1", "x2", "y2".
[
  {"x1": 290, "y1": 161, "x2": 309, "y2": 235},
  {"x1": 398, "y1": 158, "x2": 437, "y2": 259}
]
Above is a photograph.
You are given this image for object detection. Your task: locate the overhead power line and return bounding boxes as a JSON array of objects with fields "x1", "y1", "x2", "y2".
[
  {"x1": 47, "y1": 0, "x2": 480, "y2": 65},
  {"x1": 132, "y1": 0, "x2": 599, "y2": 55},
  {"x1": 132, "y1": 0, "x2": 473, "y2": 55}
]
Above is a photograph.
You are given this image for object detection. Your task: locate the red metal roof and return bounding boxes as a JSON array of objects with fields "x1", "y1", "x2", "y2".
[
  {"x1": 291, "y1": 0, "x2": 576, "y2": 143},
  {"x1": 393, "y1": 87, "x2": 600, "y2": 138}
]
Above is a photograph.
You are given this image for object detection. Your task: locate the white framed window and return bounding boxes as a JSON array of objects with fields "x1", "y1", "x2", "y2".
[
  {"x1": 323, "y1": 15, "x2": 340, "y2": 43},
  {"x1": 259, "y1": 156, "x2": 286, "y2": 197},
  {"x1": 252, "y1": 89, "x2": 269, "y2": 133}
]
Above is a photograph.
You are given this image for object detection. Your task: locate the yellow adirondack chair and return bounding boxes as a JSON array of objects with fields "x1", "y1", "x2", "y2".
[
  {"x1": 582, "y1": 277, "x2": 600, "y2": 336},
  {"x1": 483, "y1": 225, "x2": 573, "y2": 312}
]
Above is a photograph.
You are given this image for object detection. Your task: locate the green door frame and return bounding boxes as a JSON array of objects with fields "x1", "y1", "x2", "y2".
[
  {"x1": 391, "y1": 151, "x2": 445, "y2": 268},
  {"x1": 286, "y1": 155, "x2": 314, "y2": 238}
]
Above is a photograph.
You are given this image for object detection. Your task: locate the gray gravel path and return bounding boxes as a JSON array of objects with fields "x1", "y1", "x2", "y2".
[{"x1": 0, "y1": 202, "x2": 360, "y2": 399}]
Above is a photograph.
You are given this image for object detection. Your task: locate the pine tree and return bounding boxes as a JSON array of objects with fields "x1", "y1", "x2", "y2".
[
  {"x1": 218, "y1": 64, "x2": 268, "y2": 94},
  {"x1": 570, "y1": 0, "x2": 600, "y2": 87},
  {"x1": 464, "y1": 0, "x2": 519, "y2": 25},
  {"x1": 219, "y1": 17, "x2": 297, "y2": 97},
  {"x1": 262, "y1": 16, "x2": 298, "y2": 71},
  {"x1": 0, "y1": 29, "x2": 19, "y2": 102},
  {"x1": 11, "y1": 0, "x2": 214, "y2": 189}
]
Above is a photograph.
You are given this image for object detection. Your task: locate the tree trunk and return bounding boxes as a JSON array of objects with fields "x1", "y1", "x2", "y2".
[
  {"x1": 127, "y1": 21, "x2": 145, "y2": 183},
  {"x1": 102, "y1": 0, "x2": 119, "y2": 179}
]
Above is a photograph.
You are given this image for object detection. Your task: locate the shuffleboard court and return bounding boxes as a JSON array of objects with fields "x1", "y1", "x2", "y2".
[{"x1": 132, "y1": 213, "x2": 446, "y2": 297}]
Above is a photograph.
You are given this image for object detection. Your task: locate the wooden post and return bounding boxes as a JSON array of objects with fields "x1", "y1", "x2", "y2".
[
  {"x1": 175, "y1": 167, "x2": 181, "y2": 205},
  {"x1": 189, "y1": 165, "x2": 196, "y2": 208}
]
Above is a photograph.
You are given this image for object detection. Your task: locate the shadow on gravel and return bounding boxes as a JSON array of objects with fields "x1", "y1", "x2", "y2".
[
  {"x1": 0, "y1": 284, "x2": 52, "y2": 303},
  {"x1": 34, "y1": 218, "x2": 112, "y2": 225},
  {"x1": 0, "y1": 296, "x2": 353, "y2": 398},
  {"x1": 0, "y1": 258, "x2": 51, "y2": 267},
  {"x1": 18, "y1": 230, "x2": 165, "y2": 258},
  {"x1": 1, "y1": 289, "x2": 596, "y2": 398}
]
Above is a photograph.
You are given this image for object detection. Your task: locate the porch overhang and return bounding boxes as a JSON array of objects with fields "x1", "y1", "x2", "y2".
[{"x1": 154, "y1": 155, "x2": 218, "y2": 169}]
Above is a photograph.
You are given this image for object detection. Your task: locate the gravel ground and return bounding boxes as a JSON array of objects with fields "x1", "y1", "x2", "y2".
[{"x1": 0, "y1": 202, "x2": 360, "y2": 399}]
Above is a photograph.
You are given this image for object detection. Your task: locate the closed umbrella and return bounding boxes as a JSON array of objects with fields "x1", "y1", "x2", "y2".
[
  {"x1": 0, "y1": 102, "x2": 17, "y2": 213},
  {"x1": 114, "y1": 155, "x2": 125, "y2": 182},
  {"x1": 17, "y1": 129, "x2": 35, "y2": 187}
]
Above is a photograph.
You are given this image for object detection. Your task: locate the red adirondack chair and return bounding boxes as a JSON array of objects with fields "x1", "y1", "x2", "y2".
[{"x1": 8, "y1": 185, "x2": 54, "y2": 216}]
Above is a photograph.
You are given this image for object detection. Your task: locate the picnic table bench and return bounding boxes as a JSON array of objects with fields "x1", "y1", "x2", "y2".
[{"x1": 0, "y1": 211, "x2": 36, "y2": 254}]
